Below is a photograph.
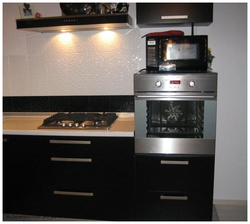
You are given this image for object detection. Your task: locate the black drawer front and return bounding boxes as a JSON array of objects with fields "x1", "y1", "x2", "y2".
[
  {"x1": 4, "y1": 135, "x2": 50, "y2": 155},
  {"x1": 51, "y1": 155, "x2": 134, "y2": 190},
  {"x1": 136, "y1": 191, "x2": 213, "y2": 221},
  {"x1": 136, "y1": 155, "x2": 214, "y2": 192},
  {"x1": 50, "y1": 189, "x2": 135, "y2": 220},
  {"x1": 49, "y1": 137, "x2": 134, "y2": 155}
]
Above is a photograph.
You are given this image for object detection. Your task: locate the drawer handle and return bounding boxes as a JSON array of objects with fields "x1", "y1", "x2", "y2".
[
  {"x1": 50, "y1": 140, "x2": 91, "y2": 145},
  {"x1": 51, "y1": 157, "x2": 92, "y2": 163},
  {"x1": 54, "y1": 191, "x2": 94, "y2": 197},
  {"x1": 160, "y1": 195, "x2": 188, "y2": 201},
  {"x1": 3, "y1": 138, "x2": 7, "y2": 143},
  {"x1": 161, "y1": 15, "x2": 188, "y2": 20},
  {"x1": 161, "y1": 160, "x2": 189, "y2": 165}
]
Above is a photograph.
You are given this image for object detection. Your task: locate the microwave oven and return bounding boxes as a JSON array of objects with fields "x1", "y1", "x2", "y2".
[{"x1": 146, "y1": 35, "x2": 208, "y2": 72}]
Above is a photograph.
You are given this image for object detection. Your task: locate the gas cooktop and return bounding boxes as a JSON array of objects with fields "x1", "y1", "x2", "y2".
[{"x1": 38, "y1": 112, "x2": 118, "y2": 130}]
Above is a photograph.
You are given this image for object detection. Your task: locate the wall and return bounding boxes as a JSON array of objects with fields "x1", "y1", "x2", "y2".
[
  {"x1": 3, "y1": 3, "x2": 140, "y2": 96},
  {"x1": 199, "y1": 3, "x2": 247, "y2": 202},
  {"x1": 2, "y1": 3, "x2": 247, "y2": 201}
]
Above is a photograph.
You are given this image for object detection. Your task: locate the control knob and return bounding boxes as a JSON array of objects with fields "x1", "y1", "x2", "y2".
[
  {"x1": 189, "y1": 81, "x2": 196, "y2": 87},
  {"x1": 155, "y1": 80, "x2": 162, "y2": 88}
]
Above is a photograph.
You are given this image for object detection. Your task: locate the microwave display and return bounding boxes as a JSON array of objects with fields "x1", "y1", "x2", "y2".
[{"x1": 146, "y1": 35, "x2": 207, "y2": 72}]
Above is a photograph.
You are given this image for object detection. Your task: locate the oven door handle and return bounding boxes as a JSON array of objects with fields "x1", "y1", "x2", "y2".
[{"x1": 135, "y1": 93, "x2": 216, "y2": 100}]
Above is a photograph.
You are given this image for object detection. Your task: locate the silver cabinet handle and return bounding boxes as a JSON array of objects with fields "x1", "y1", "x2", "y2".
[
  {"x1": 160, "y1": 195, "x2": 188, "y2": 201},
  {"x1": 3, "y1": 138, "x2": 7, "y2": 143},
  {"x1": 54, "y1": 191, "x2": 94, "y2": 197},
  {"x1": 50, "y1": 140, "x2": 91, "y2": 145},
  {"x1": 51, "y1": 157, "x2": 92, "y2": 163},
  {"x1": 161, "y1": 15, "x2": 188, "y2": 20},
  {"x1": 161, "y1": 160, "x2": 189, "y2": 165}
]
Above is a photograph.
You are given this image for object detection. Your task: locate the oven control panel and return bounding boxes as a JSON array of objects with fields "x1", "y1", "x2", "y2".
[
  {"x1": 134, "y1": 71, "x2": 217, "y2": 92},
  {"x1": 154, "y1": 78, "x2": 199, "y2": 90}
]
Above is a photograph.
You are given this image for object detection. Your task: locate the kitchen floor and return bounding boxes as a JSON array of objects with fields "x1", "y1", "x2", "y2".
[
  {"x1": 3, "y1": 204, "x2": 247, "y2": 221},
  {"x1": 214, "y1": 203, "x2": 247, "y2": 221}
]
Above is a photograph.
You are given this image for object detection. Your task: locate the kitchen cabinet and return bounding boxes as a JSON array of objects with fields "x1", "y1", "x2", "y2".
[
  {"x1": 136, "y1": 3, "x2": 213, "y2": 28},
  {"x1": 3, "y1": 135, "x2": 52, "y2": 216},
  {"x1": 3, "y1": 135, "x2": 135, "y2": 220},
  {"x1": 135, "y1": 154, "x2": 215, "y2": 221}
]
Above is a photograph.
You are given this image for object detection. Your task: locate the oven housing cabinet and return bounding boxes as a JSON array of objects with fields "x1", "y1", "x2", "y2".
[
  {"x1": 134, "y1": 71, "x2": 217, "y2": 155},
  {"x1": 134, "y1": 71, "x2": 217, "y2": 221}
]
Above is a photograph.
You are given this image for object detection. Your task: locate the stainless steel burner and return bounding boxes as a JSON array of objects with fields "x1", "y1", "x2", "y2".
[{"x1": 38, "y1": 113, "x2": 118, "y2": 130}]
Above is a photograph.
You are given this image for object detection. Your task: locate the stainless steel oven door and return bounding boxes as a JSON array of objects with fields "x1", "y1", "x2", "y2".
[{"x1": 134, "y1": 92, "x2": 217, "y2": 155}]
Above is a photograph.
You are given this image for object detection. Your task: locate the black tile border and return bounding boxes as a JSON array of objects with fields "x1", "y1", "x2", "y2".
[{"x1": 3, "y1": 95, "x2": 134, "y2": 113}]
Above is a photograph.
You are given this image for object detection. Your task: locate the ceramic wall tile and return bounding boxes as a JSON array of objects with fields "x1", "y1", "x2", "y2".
[
  {"x1": 3, "y1": 56, "x2": 11, "y2": 96},
  {"x1": 3, "y1": 25, "x2": 141, "y2": 96},
  {"x1": 28, "y1": 54, "x2": 47, "y2": 76},
  {"x1": 46, "y1": 54, "x2": 69, "y2": 77},
  {"x1": 47, "y1": 75, "x2": 70, "y2": 95},
  {"x1": 65, "y1": 53, "x2": 89, "y2": 75},
  {"x1": 27, "y1": 33, "x2": 48, "y2": 54},
  {"x1": 66, "y1": 73, "x2": 92, "y2": 96},
  {"x1": 9, "y1": 55, "x2": 28, "y2": 77},
  {"x1": 29, "y1": 75, "x2": 49, "y2": 96},
  {"x1": 10, "y1": 74, "x2": 30, "y2": 96},
  {"x1": 3, "y1": 95, "x2": 134, "y2": 112}
]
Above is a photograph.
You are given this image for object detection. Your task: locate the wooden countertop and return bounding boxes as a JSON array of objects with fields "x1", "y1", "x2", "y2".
[{"x1": 3, "y1": 113, "x2": 134, "y2": 137}]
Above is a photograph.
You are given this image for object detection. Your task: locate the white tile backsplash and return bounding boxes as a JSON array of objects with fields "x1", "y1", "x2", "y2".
[{"x1": 4, "y1": 28, "x2": 141, "y2": 96}]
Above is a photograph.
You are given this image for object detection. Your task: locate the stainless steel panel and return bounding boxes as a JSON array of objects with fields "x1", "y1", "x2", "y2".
[
  {"x1": 135, "y1": 138, "x2": 215, "y2": 155},
  {"x1": 134, "y1": 71, "x2": 217, "y2": 92}
]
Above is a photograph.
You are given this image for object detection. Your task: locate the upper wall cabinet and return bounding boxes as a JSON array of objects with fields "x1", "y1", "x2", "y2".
[{"x1": 136, "y1": 3, "x2": 213, "y2": 28}]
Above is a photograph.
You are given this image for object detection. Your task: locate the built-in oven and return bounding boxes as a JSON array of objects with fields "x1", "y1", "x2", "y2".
[{"x1": 134, "y1": 71, "x2": 217, "y2": 155}]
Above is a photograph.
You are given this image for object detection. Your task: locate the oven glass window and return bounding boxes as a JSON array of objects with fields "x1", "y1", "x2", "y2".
[{"x1": 147, "y1": 101, "x2": 204, "y2": 138}]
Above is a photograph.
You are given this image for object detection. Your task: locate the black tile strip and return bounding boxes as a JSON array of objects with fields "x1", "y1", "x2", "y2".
[
  {"x1": 12, "y1": 97, "x2": 31, "y2": 112},
  {"x1": 30, "y1": 96, "x2": 50, "y2": 112},
  {"x1": 2, "y1": 95, "x2": 135, "y2": 113},
  {"x1": 49, "y1": 96, "x2": 70, "y2": 112},
  {"x1": 89, "y1": 96, "x2": 110, "y2": 112},
  {"x1": 69, "y1": 96, "x2": 90, "y2": 112}
]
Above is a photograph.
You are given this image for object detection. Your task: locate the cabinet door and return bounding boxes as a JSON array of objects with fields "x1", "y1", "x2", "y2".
[
  {"x1": 136, "y1": 155, "x2": 214, "y2": 192},
  {"x1": 136, "y1": 191, "x2": 213, "y2": 221},
  {"x1": 137, "y1": 3, "x2": 213, "y2": 27},
  {"x1": 3, "y1": 135, "x2": 52, "y2": 215}
]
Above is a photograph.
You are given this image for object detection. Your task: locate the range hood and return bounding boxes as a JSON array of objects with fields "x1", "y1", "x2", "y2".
[{"x1": 16, "y1": 13, "x2": 133, "y2": 33}]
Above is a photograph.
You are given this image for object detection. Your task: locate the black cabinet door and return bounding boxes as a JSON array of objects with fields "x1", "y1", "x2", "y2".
[
  {"x1": 136, "y1": 155, "x2": 214, "y2": 192},
  {"x1": 3, "y1": 136, "x2": 52, "y2": 215},
  {"x1": 137, "y1": 3, "x2": 213, "y2": 27},
  {"x1": 136, "y1": 191, "x2": 213, "y2": 221}
]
